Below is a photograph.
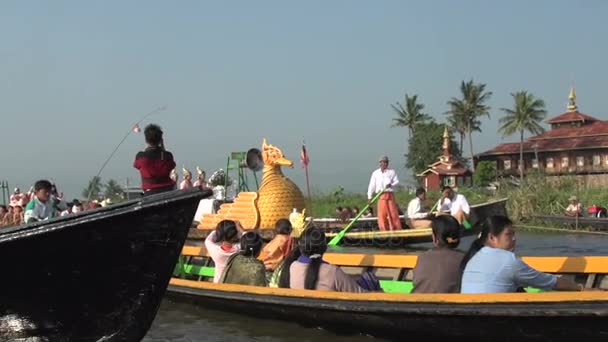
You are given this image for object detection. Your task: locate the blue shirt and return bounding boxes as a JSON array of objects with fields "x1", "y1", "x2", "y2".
[{"x1": 461, "y1": 247, "x2": 557, "y2": 293}]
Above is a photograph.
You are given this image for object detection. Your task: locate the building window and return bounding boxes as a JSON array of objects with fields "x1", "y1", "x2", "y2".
[
  {"x1": 443, "y1": 176, "x2": 455, "y2": 187},
  {"x1": 546, "y1": 158, "x2": 554, "y2": 169},
  {"x1": 576, "y1": 156, "x2": 584, "y2": 167},
  {"x1": 593, "y1": 155, "x2": 601, "y2": 166},
  {"x1": 604, "y1": 155, "x2": 608, "y2": 166},
  {"x1": 504, "y1": 160, "x2": 511, "y2": 170},
  {"x1": 561, "y1": 157, "x2": 569, "y2": 168},
  {"x1": 457, "y1": 177, "x2": 464, "y2": 186},
  {"x1": 532, "y1": 159, "x2": 539, "y2": 168}
]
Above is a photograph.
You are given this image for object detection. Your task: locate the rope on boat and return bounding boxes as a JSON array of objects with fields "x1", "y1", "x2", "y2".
[{"x1": 517, "y1": 224, "x2": 608, "y2": 235}]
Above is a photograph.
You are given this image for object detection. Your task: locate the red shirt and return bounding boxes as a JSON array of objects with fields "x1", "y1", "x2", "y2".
[{"x1": 133, "y1": 146, "x2": 176, "y2": 190}]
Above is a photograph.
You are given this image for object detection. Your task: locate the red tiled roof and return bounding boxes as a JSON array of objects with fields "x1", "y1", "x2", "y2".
[
  {"x1": 545, "y1": 111, "x2": 599, "y2": 124},
  {"x1": 477, "y1": 135, "x2": 608, "y2": 156},
  {"x1": 418, "y1": 163, "x2": 471, "y2": 176},
  {"x1": 531, "y1": 121, "x2": 608, "y2": 140}
]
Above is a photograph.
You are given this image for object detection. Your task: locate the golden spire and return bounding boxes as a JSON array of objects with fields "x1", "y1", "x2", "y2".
[
  {"x1": 567, "y1": 86, "x2": 577, "y2": 112},
  {"x1": 442, "y1": 125, "x2": 450, "y2": 156}
]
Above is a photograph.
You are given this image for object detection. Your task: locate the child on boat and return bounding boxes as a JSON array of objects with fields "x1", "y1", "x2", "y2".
[
  {"x1": 460, "y1": 215, "x2": 587, "y2": 293},
  {"x1": 23, "y1": 180, "x2": 57, "y2": 224},
  {"x1": 258, "y1": 219, "x2": 293, "y2": 272},
  {"x1": 204, "y1": 220, "x2": 243, "y2": 283},
  {"x1": 133, "y1": 123, "x2": 176, "y2": 195},
  {"x1": 412, "y1": 215, "x2": 464, "y2": 293},
  {"x1": 220, "y1": 232, "x2": 267, "y2": 286}
]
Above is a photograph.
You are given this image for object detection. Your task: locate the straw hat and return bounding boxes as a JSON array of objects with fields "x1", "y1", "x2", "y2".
[{"x1": 568, "y1": 195, "x2": 578, "y2": 202}]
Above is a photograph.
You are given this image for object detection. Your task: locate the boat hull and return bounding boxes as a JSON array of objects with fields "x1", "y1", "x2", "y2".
[
  {"x1": 532, "y1": 214, "x2": 608, "y2": 230},
  {"x1": 0, "y1": 187, "x2": 210, "y2": 341},
  {"x1": 167, "y1": 281, "x2": 608, "y2": 341}
]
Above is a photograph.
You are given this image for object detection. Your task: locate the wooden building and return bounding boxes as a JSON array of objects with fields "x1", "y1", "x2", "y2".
[
  {"x1": 418, "y1": 126, "x2": 472, "y2": 191},
  {"x1": 476, "y1": 88, "x2": 608, "y2": 184}
]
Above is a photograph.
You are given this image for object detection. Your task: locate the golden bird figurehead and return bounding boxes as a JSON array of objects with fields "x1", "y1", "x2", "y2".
[{"x1": 262, "y1": 138, "x2": 293, "y2": 168}]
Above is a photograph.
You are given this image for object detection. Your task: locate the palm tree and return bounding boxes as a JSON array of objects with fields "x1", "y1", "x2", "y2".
[
  {"x1": 499, "y1": 91, "x2": 547, "y2": 180},
  {"x1": 446, "y1": 80, "x2": 492, "y2": 172},
  {"x1": 391, "y1": 93, "x2": 431, "y2": 140},
  {"x1": 82, "y1": 176, "x2": 103, "y2": 200},
  {"x1": 104, "y1": 179, "x2": 125, "y2": 202}
]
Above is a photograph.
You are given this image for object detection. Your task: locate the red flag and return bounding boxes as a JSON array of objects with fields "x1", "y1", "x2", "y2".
[
  {"x1": 133, "y1": 124, "x2": 141, "y2": 133},
  {"x1": 300, "y1": 143, "x2": 310, "y2": 168}
]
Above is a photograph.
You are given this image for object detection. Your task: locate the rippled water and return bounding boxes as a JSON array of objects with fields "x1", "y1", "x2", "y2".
[{"x1": 144, "y1": 231, "x2": 608, "y2": 341}]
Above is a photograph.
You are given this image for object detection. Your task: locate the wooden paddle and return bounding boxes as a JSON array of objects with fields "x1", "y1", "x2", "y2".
[{"x1": 327, "y1": 189, "x2": 385, "y2": 246}]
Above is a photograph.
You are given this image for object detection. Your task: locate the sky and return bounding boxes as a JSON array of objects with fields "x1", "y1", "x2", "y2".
[{"x1": 1, "y1": 1, "x2": 608, "y2": 200}]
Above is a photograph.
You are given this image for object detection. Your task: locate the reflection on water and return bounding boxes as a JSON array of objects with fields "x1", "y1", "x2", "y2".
[{"x1": 145, "y1": 231, "x2": 608, "y2": 341}]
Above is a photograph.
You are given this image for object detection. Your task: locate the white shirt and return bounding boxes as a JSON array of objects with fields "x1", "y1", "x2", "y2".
[
  {"x1": 367, "y1": 168, "x2": 399, "y2": 199},
  {"x1": 436, "y1": 193, "x2": 470, "y2": 215},
  {"x1": 407, "y1": 197, "x2": 429, "y2": 219}
]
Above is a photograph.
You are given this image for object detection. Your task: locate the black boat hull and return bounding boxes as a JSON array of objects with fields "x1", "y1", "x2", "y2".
[
  {"x1": 532, "y1": 214, "x2": 608, "y2": 230},
  {"x1": 167, "y1": 284, "x2": 608, "y2": 342},
  {"x1": 0, "y1": 187, "x2": 210, "y2": 341}
]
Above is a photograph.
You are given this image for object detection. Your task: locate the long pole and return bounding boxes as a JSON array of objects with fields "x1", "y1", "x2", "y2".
[
  {"x1": 304, "y1": 162, "x2": 313, "y2": 217},
  {"x1": 87, "y1": 105, "x2": 167, "y2": 202}
]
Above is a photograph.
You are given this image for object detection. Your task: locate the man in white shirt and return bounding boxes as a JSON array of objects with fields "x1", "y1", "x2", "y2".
[
  {"x1": 436, "y1": 186, "x2": 470, "y2": 225},
  {"x1": 367, "y1": 155, "x2": 401, "y2": 231},
  {"x1": 407, "y1": 187, "x2": 432, "y2": 229},
  {"x1": 565, "y1": 196, "x2": 583, "y2": 217}
]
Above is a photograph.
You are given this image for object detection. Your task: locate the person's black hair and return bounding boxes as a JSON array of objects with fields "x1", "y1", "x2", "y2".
[
  {"x1": 275, "y1": 218, "x2": 292, "y2": 235},
  {"x1": 34, "y1": 180, "x2": 52, "y2": 192},
  {"x1": 336, "y1": 206, "x2": 343, "y2": 211},
  {"x1": 240, "y1": 232, "x2": 263, "y2": 257},
  {"x1": 416, "y1": 187, "x2": 426, "y2": 197},
  {"x1": 144, "y1": 124, "x2": 164, "y2": 146},
  {"x1": 298, "y1": 226, "x2": 328, "y2": 290},
  {"x1": 460, "y1": 215, "x2": 513, "y2": 272},
  {"x1": 441, "y1": 185, "x2": 453, "y2": 192},
  {"x1": 431, "y1": 215, "x2": 461, "y2": 248},
  {"x1": 0, "y1": 205, "x2": 7, "y2": 212},
  {"x1": 213, "y1": 220, "x2": 238, "y2": 243},
  {"x1": 278, "y1": 246, "x2": 301, "y2": 289}
]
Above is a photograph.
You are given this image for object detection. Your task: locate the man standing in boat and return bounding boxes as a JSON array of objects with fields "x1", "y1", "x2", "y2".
[
  {"x1": 133, "y1": 124, "x2": 176, "y2": 195},
  {"x1": 367, "y1": 155, "x2": 401, "y2": 231}
]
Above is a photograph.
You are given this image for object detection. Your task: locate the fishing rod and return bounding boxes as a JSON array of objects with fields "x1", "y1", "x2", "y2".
[{"x1": 86, "y1": 105, "x2": 168, "y2": 203}]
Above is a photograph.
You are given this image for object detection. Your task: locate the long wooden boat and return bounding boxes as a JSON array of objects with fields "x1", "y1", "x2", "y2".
[
  {"x1": 532, "y1": 214, "x2": 608, "y2": 231},
  {"x1": 169, "y1": 245, "x2": 608, "y2": 341},
  {"x1": 188, "y1": 198, "x2": 509, "y2": 248},
  {"x1": 0, "y1": 187, "x2": 211, "y2": 341}
]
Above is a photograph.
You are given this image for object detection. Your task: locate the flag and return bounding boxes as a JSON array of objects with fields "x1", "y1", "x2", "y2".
[
  {"x1": 133, "y1": 124, "x2": 141, "y2": 133},
  {"x1": 300, "y1": 143, "x2": 310, "y2": 168}
]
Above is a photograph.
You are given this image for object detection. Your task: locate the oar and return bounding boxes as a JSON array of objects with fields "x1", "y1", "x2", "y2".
[{"x1": 328, "y1": 189, "x2": 385, "y2": 246}]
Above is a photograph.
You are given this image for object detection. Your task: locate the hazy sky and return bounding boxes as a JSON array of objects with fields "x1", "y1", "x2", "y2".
[{"x1": 2, "y1": 1, "x2": 607, "y2": 199}]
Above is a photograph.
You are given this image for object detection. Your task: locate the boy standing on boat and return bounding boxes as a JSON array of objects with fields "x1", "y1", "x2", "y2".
[
  {"x1": 133, "y1": 124, "x2": 176, "y2": 195},
  {"x1": 24, "y1": 180, "x2": 56, "y2": 223},
  {"x1": 367, "y1": 155, "x2": 401, "y2": 231}
]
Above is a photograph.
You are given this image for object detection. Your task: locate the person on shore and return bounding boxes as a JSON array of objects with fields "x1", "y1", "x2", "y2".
[
  {"x1": 287, "y1": 226, "x2": 366, "y2": 292},
  {"x1": 460, "y1": 215, "x2": 588, "y2": 293},
  {"x1": 133, "y1": 124, "x2": 176, "y2": 195},
  {"x1": 407, "y1": 187, "x2": 433, "y2": 229},
  {"x1": 220, "y1": 231, "x2": 267, "y2": 286},
  {"x1": 412, "y1": 215, "x2": 464, "y2": 293},
  {"x1": 367, "y1": 155, "x2": 401, "y2": 231},
  {"x1": 565, "y1": 196, "x2": 583, "y2": 217},
  {"x1": 259, "y1": 218, "x2": 293, "y2": 271},
  {"x1": 204, "y1": 219, "x2": 243, "y2": 283},
  {"x1": 24, "y1": 180, "x2": 56, "y2": 223},
  {"x1": 436, "y1": 186, "x2": 470, "y2": 225}
]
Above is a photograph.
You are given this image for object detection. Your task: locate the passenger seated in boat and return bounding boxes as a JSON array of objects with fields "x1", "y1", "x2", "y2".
[
  {"x1": 288, "y1": 226, "x2": 366, "y2": 292},
  {"x1": 436, "y1": 186, "x2": 470, "y2": 225},
  {"x1": 204, "y1": 219, "x2": 243, "y2": 283},
  {"x1": 259, "y1": 219, "x2": 293, "y2": 271},
  {"x1": 220, "y1": 232, "x2": 267, "y2": 286},
  {"x1": 24, "y1": 180, "x2": 57, "y2": 223},
  {"x1": 460, "y1": 215, "x2": 586, "y2": 293},
  {"x1": 407, "y1": 187, "x2": 433, "y2": 229},
  {"x1": 412, "y1": 215, "x2": 464, "y2": 293},
  {"x1": 565, "y1": 196, "x2": 583, "y2": 217},
  {"x1": 362, "y1": 207, "x2": 373, "y2": 218}
]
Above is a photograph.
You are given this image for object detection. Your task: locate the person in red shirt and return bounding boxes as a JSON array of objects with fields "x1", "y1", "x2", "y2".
[{"x1": 133, "y1": 124, "x2": 176, "y2": 195}]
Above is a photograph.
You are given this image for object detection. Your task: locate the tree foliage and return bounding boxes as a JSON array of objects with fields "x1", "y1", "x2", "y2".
[
  {"x1": 406, "y1": 120, "x2": 462, "y2": 177},
  {"x1": 82, "y1": 176, "x2": 103, "y2": 200},
  {"x1": 104, "y1": 179, "x2": 125, "y2": 202},
  {"x1": 474, "y1": 161, "x2": 496, "y2": 187}
]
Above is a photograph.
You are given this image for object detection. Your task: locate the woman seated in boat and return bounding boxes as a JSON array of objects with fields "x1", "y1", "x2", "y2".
[
  {"x1": 220, "y1": 232, "x2": 267, "y2": 286},
  {"x1": 565, "y1": 196, "x2": 583, "y2": 217},
  {"x1": 204, "y1": 219, "x2": 243, "y2": 283},
  {"x1": 412, "y1": 215, "x2": 464, "y2": 293},
  {"x1": 258, "y1": 219, "x2": 293, "y2": 271},
  {"x1": 460, "y1": 215, "x2": 586, "y2": 293},
  {"x1": 287, "y1": 226, "x2": 366, "y2": 293}
]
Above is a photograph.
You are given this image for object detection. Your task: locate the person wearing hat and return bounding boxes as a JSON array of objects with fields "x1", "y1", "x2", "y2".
[
  {"x1": 366, "y1": 155, "x2": 402, "y2": 231},
  {"x1": 565, "y1": 196, "x2": 583, "y2": 217}
]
